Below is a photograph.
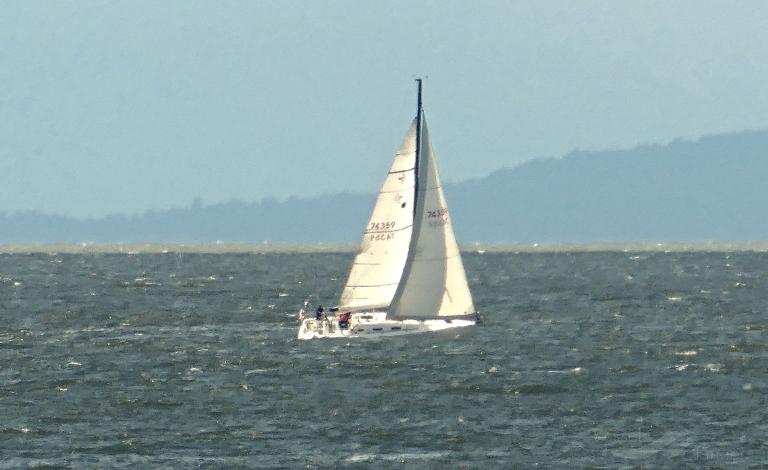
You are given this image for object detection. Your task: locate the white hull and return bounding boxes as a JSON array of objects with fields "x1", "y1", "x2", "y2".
[{"x1": 297, "y1": 311, "x2": 475, "y2": 340}]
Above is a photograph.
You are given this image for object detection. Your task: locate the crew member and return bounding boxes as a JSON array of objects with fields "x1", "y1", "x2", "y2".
[{"x1": 338, "y1": 311, "x2": 350, "y2": 329}]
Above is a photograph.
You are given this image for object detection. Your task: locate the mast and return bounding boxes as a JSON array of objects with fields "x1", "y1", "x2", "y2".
[
  {"x1": 387, "y1": 79, "x2": 426, "y2": 317},
  {"x1": 413, "y1": 78, "x2": 423, "y2": 218}
]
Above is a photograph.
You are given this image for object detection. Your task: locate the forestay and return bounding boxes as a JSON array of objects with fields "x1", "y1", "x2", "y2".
[{"x1": 339, "y1": 120, "x2": 418, "y2": 311}]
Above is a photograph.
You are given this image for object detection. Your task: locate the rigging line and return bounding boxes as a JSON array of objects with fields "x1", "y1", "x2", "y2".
[
  {"x1": 378, "y1": 186, "x2": 416, "y2": 194},
  {"x1": 405, "y1": 252, "x2": 465, "y2": 262},
  {"x1": 345, "y1": 282, "x2": 400, "y2": 288},
  {"x1": 388, "y1": 167, "x2": 416, "y2": 174},
  {"x1": 364, "y1": 224, "x2": 413, "y2": 234}
]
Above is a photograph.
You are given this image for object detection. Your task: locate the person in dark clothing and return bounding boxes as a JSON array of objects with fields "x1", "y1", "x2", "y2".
[{"x1": 315, "y1": 305, "x2": 324, "y2": 321}]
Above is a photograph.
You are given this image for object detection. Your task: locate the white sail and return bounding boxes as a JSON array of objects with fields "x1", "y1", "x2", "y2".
[
  {"x1": 298, "y1": 81, "x2": 477, "y2": 340},
  {"x1": 389, "y1": 118, "x2": 476, "y2": 318},
  {"x1": 339, "y1": 120, "x2": 418, "y2": 311}
]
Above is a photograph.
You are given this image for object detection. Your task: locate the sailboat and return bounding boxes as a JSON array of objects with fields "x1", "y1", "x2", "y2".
[{"x1": 297, "y1": 80, "x2": 477, "y2": 339}]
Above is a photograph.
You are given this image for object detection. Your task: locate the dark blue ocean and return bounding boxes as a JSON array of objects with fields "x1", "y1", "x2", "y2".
[{"x1": 1, "y1": 250, "x2": 766, "y2": 468}]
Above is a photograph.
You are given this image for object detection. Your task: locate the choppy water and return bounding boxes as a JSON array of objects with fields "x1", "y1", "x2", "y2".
[{"x1": 1, "y1": 251, "x2": 767, "y2": 468}]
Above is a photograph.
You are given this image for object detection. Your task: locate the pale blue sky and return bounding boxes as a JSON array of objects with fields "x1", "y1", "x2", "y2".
[{"x1": 2, "y1": 1, "x2": 768, "y2": 217}]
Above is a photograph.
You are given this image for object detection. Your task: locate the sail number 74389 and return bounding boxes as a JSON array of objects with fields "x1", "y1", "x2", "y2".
[
  {"x1": 369, "y1": 221, "x2": 396, "y2": 231},
  {"x1": 368, "y1": 220, "x2": 396, "y2": 241}
]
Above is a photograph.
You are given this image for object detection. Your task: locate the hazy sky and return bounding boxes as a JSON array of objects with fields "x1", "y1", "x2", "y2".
[{"x1": 2, "y1": 1, "x2": 768, "y2": 217}]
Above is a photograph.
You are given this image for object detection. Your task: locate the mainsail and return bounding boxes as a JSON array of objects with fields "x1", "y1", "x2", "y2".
[{"x1": 339, "y1": 120, "x2": 417, "y2": 311}]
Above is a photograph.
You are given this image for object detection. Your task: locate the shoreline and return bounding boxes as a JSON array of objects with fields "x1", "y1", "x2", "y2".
[{"x1": 2, "y1": 241, "x2": 768, "y2": 254}]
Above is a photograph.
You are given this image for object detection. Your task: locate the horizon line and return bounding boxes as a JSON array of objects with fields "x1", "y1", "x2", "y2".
[{"x1": 3, "y1": 241, "x2": 768, "y2": 254}]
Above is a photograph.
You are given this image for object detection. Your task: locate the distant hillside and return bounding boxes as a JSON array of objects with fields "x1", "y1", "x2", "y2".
[
  {"x1": 450, "y1": 129, "x2": 768, "y2": 242},
  {"x1": 0, "y1": 194, "x2": 374, "y2": 244},
  {"x1": 3, "y1": 129, "x2": 768, "y2": 243}
]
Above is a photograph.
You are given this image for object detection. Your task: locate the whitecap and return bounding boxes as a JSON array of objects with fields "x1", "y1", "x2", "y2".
[
  {"x1": 674, "y1": 350, "x2": 697, "y2": 356},
  {"x1": 383, "y1": 452, "x2": 449, "y2": 461},
  {"x1": 346, "y1": 454, "x2": 375, "y2": 463},
  {"x1": 345, "y1": 451, "x2": 450, "y2": 463},
  {"x1": 704, "y1": 363, "x2": 722, "y2": 372}
]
